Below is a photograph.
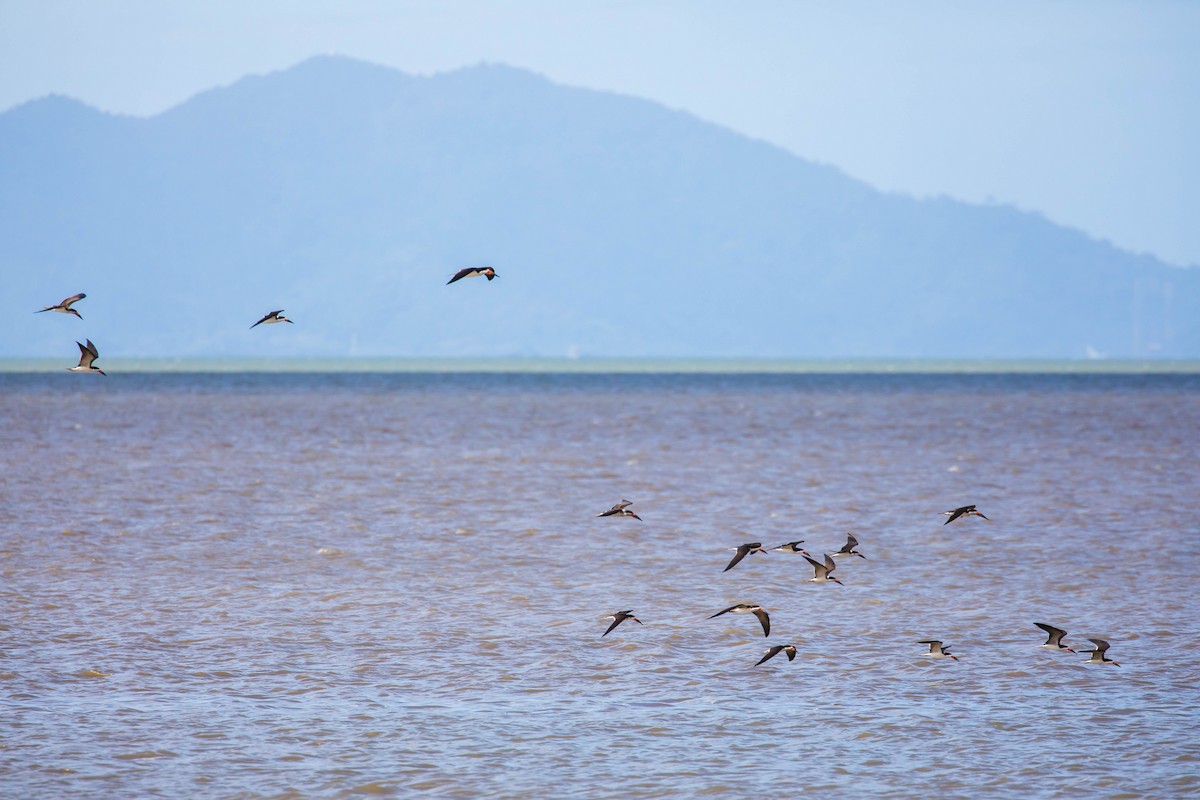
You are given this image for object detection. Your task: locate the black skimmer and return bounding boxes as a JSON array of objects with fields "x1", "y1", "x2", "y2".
[
  {"x1": 1034, "y1": 622, "x2": 1076, "y2": 653},
  {"x1": 1082, "y1": 638, "x2": 1120, "y2": 667},
  {"x1": 832, "y1": 533, "x2": 867, "y2": 559},
  {"x1": 36, "y1": 292, "x2": 86, "y2": 319},
  {"x1": 754, "y1": 644, "x2": 797, "y2": 666},
  {"x1": 918, "y1": 640, "x2": 959, "y2": 661},
  {"x1": 803, "y1": 553, "x2": 844, "y2": 585},
  {"x1": 770, "y1": 540, "x2": 809, "y2": 555},
  {"x1": 943, "y1": 504, "x2": 989, "y2": 524},
  {"x1": 601, "y1": 610, "x2": 642, "y2": 637},
  {"x1": 446, "y1": 266, "x2": 497, "y2": 284},
  {"x1": 596, "y1": 500, "x2": 641, "y2": 520},
  {"x1": 68, "y1": 339, "x2": 105, "y2": 376},
  {"x1": 724, "y1": 542, "x2": 767, "y2": 572},
  {"x1": 250, "y1": 310, "x2": 293, "y2": 328},
  {"x1": 708, "y1": 604, "x2": 770, "y2": 637}
]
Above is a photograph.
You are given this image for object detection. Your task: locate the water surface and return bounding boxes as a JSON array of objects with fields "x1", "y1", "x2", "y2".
[{"x1": 2, "y1": 372, "x2": 1198, "y2": 798}]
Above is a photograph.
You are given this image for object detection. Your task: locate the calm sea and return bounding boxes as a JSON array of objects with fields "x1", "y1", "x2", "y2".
[{"x1": 2, "y1": 369, "x2": 1198, "y2": 799}]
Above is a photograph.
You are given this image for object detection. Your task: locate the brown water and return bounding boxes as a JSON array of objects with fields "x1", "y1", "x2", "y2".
[{"x1": 2, "y1": 372, "x2": 1198, "y2": 798}]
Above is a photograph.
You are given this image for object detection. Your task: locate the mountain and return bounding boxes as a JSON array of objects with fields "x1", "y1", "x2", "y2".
[{"x1": 2, "y1": 55, "x2": 1196, "y2": 358}]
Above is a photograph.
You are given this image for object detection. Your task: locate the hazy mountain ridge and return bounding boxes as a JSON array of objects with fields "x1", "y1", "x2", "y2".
[{"x1": 2, "y1": 55, "x2": 1195, "y2": 358}]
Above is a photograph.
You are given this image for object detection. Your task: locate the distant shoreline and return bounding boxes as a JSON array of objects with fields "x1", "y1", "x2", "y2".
[{"x1": 3, "y1": 357, "x2": 1200, "y2": 374}]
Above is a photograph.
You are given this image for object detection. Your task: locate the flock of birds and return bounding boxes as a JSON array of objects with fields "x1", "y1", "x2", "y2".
[
  {"x1": 36, "y1": 265, "x2": 500, "y2": 375},
  {"x1": 36, "y1": 275, "x2": 1121, "y2": 670},
  {"x1": 595, "y1": 500, "x2": 1122, "y2": 668}
]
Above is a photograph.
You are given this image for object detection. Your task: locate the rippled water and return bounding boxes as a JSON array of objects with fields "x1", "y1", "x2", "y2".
[{"x1": 3, "y1": 372, "x2": 1198, "y2": 798}]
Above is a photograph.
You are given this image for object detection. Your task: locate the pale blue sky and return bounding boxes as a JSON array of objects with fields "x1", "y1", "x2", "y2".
[{"x1": 2, "y1": 0, "x2": 1197, "y2": 266}]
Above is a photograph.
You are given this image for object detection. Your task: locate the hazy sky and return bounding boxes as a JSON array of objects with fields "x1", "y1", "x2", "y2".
[{"x1": 2, "y1": 0, "x2": 1197, "y2": 266}]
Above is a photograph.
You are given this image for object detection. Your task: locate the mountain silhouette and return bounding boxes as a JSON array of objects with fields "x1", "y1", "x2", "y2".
[{"x1": 2, "y1": 55, "x2": 1195, "y2": 358}]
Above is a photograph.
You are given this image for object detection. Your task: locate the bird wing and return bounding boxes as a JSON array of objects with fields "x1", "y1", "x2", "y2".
[
  {"x1": 61, "y1": 293, "x2": 86, "y2": 307},
  {"x1": 708, "y1": 605, "x2": 738, "y2": 619},
  {"x1": 724, "y1": 544, "x2": 751, "y2": 572},
  {"x1": 446, "y1": 268, "x2": 473, "y2": 284},
  {"x1": 943, "y1": 506, "x2": 968, "y2": 524},
  {"x1": 1087, "y1": 638, "x2": 1110, "y2": 653},
  {"x1": 753, "y1": 609, "x2": 771, "y2": 637},
  {"x1": 824, "y1": 554, "x2": 837, "y2": 573},
  {"x1": 602, "y1": 615, "x2": 627, "y2": 637},
  {"x1": 803, "y1": 554, "x2": 825, "y2": 577},
  {"x1": 845, "y1": 533, "x2": 859, "y2": 550},
  {"x1": 1034, "y1": 622, "x2": 1066, "y2": 645},
  {"x1": 75, "y1": 339, "x2": 99, "y2": 367},
  {"x1": 755, "y1": 645, "x2": 784, "y2": 666}
]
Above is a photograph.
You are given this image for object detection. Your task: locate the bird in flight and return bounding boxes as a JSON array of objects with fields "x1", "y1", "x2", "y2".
[
  {"x1": 708, "y1": 603, "x2": 770, "y2": 637},
  {"x1": 447, "y1": 266, "x2": 497, "y2": 284},
  {"x1": 1082, "y1": 638, "x2": 1120, "y2": 667},
  {"x1": 832, "y1": 533, "x2": 867, "y2": 559},
  {"x1": 1033, "y1": 622, "x2": 1076, "y2": 653},
  {"x1": 250, "y1": 310, "x2": 293, "y2": 328},
  {"x1": 597, "y1": 500, "x2": 641, "y2": 520},
  {"x1": 36, "y1": 292, "x2": 86, "y2": 319},
  {"x1": 601, "y1": 610, "x2": 643, "y2": 637},
  {"x1": 68, "y1": 339, "x2": 106, "y2": 375},
  {"x1": 803, "y1": 553, "x2": 844, "y2": 585},
  {"x1": 942, "y1": 504, "x2": 989, "y2": 525},
  {"x1": 723, "y1": 542, "x2": 767, "y2": 572},
  {"x1": 754, "y1": 644, "x2": 797, "y2": 666},
  {"x1": 918, "y1": 640, "x2": 959, "y2": 661}
]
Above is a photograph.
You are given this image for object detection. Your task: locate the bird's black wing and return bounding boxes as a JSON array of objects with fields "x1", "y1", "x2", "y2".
[
  {"x1": 1034, "y1": 622, "x2": 1066, "y2": 645},
  {"x1": 602, "y1": 615, "x2": 626, "y2": 637},
  {"x1": 755, "y1": 645, "x2": 784, "y2": 666},
  {"x1": 943, "y1": 506, "x2": 970, "y2": 524},
  {"x1": 724, "y1": 545, "x2": 751, "y2": 572}
]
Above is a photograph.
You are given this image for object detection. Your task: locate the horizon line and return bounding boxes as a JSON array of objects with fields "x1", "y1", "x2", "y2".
[{"x1": 2, "y1": 356, "x2": 1199, "y2": 375}]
